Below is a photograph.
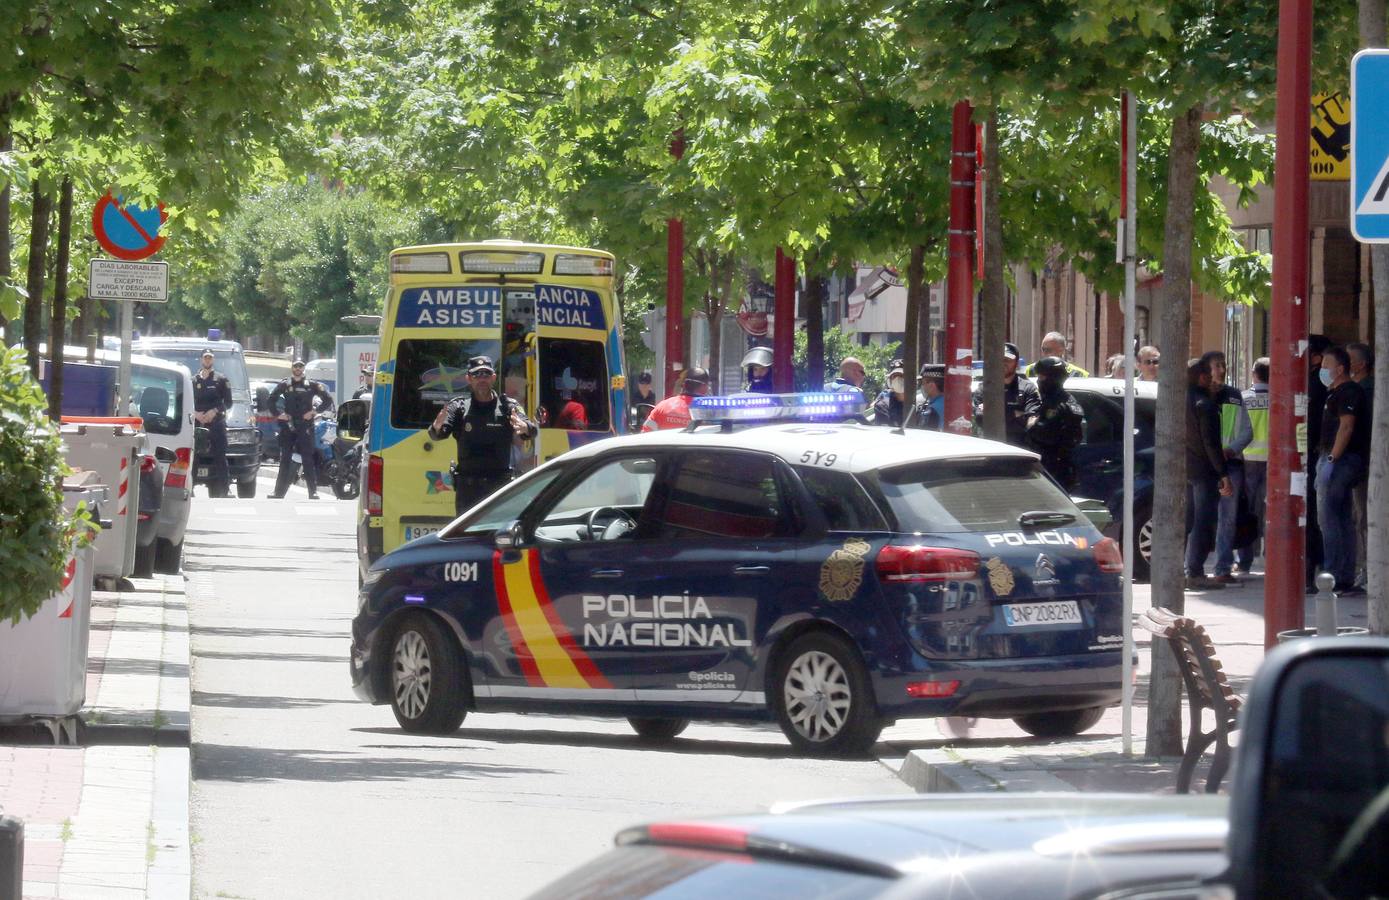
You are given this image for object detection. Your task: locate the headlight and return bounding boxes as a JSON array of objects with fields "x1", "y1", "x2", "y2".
[{"x1": 363, "y1": 568, "x2": 385, "y2": 588}]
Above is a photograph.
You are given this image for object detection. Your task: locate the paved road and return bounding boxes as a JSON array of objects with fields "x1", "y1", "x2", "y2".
[{"x1": 186, "y1": 470, "x2": 911, "y2": 899}]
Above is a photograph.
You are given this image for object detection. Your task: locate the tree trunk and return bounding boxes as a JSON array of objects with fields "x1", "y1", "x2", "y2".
[
  {"x1": 0, "y1": 102, "x2": 11, "y2": 342},
  {"x1": 1362, "y1": 0, "x2": 1389, "y2": 634},
  {"x1": 805, "y1": 260, "x2": 827, "y2": 390},
  {"x1": 903, "y1": 242, "x2": 926, "y2": 396},
  {"x1": 47, "y1": 176, "x2": 72, "y2": 419},
  {"x1": 24, "y1": 181, "x2": 54, "y2": 377},
  {"x1": 1146, "y1": 103, "x2": 1203, "y2": 757},
  {"x1": 980, "y1": 110, "x2": 1008, "y2": 441}
]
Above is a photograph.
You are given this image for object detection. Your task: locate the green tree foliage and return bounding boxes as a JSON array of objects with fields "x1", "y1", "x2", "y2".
[
  {"x1": 793, "y1": 327, "x2": 899, "y2": 397},
  {"x1": 168, "y1": 183, "x2": 450, "y2": 352},
  {"x1": 0, "y1": 348, "x2": 91, "y2": 623}
]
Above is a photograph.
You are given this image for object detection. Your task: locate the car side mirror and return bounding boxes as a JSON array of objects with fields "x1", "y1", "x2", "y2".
[
  {"x1": 154, "y1": 446, "x2": 176, "y2": 463},
  {"x1": 1226, "y1": 637, "x2": 1389, "y2": 899},
  {"x1": 494, "y1": 519, "x2": 524, "y2": 550}
]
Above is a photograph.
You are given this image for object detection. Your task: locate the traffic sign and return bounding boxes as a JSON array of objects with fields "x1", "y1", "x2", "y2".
[
  {"x1": 1352, "y1": 50, "x2": 1389, "y2": 242},
  {"x1": 89, "y1": 259, "x2": 169, "y2": 302},
  {"x1": 91, "y1": 192, "x2": 167, "y2": 260}
]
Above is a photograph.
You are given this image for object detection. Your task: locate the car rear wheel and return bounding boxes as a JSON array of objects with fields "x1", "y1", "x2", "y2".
[
  {"x1": 153, "y1": 538, "x2": 183, "y2": 574},
  {"x1": 1012, "y1": 706, "x2": 1106, "y2": 738},
  {"x1": 773, "y1": 633, "x2": 881, "y2": 757},
  {"x1": 237, "y1": 478, "x2": 257, "y2": 499},
  {"x1": 627, "y1": 717, "x2": 689, "y2": 742},
  {"x1": 1133, "y1": 504, "x2": 1153, "y2": 582},
  {"x1": 390, "y1": 613, "x2": 467, "y2": 734}
]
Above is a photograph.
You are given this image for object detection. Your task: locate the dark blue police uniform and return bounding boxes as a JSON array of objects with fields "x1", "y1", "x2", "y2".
[
  {"x1": 192, "y1": 363, "x2": 234, "y2": 497},
  {"x1": 268, "y1": 369, "x2": 333, "y2": 498}
]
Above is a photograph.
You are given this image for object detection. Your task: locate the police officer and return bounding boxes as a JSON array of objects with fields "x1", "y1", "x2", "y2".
[
  {"x1": 916, "y1": 363, "x2": 946, "y2": 430},
  {"x1": 974, "y1": 342, "x2": 1040, "y2": 446},
  {"x1": 269, "y1": 359, "x2": 334, "y2": 499},
  {"x1": 192, "y1": 349, "x2": 234, "y2": 497},
  {"x1": 1026, "y1": 356, "x2": 1084, "y2": 491},
  {"x1": 872, "y1": 360, "x2": 912, "y2": 427},
  {"x1": 742, "y1": 346, "x2": 774, "y2": 393},
  {"x1": 428, "y1": 355, "x2": 538, "y2": 516}
]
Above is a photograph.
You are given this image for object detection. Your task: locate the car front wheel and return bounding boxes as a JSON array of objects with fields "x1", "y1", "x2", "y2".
[
  {"x1": 627, "y1": 717, "x2": 689, "y2": 742},
  {"x1": 390, "y1": 614, "x2": 467, "y2": 735},
  {"x1": 1012, "y1": 706, "x2": 1106, "y2": 738},
  {"x1": 237, "y1": 478, "x2": 257, "y2": 499},
  {"x1": 773, "y1": 633, "x2": 881, "y2": 757}
]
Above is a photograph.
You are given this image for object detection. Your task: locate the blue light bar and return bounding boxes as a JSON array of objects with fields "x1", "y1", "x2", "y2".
[{"x1": 688, "y1": 392, "x2": 865, "y2": 423}]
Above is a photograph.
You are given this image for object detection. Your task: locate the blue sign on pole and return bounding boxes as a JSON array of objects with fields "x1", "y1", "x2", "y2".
[{"x1": 1352, "y1": 49, "x2": 1389, "y2": 242}]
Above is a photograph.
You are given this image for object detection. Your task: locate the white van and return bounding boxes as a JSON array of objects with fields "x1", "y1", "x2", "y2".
[{"x1": 61, "y1": 347, "x2": 196, "y2": 573}]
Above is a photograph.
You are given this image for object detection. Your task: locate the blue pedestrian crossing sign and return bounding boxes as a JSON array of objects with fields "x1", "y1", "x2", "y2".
[{"x1": 1352, "y1": 50, "x2": 1389, "y2": 242}]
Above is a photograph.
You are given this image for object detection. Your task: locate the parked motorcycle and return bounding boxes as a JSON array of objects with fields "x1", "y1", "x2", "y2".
[{"x1": 331, "y1": 398, "x2": 370, "y2": 500}]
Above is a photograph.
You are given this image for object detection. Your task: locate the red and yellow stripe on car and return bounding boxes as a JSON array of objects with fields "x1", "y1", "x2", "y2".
[{"x1": 493, "y1": 549, "x2": 612, "y2": 689}]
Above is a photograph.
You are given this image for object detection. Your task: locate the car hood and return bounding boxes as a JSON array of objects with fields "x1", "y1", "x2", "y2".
[{"x1": 719, "y1": 794, "x2": 1228, "y2": 873}]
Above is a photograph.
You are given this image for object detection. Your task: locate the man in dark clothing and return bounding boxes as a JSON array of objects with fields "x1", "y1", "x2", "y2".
[
  {"x1": 269, "y1": 359, "x2": 334, "y2": 499},
  {"x1": 630, "y1": 371, "x2": 657, "y2": 433},
  {"x1": 872, "y1": 360, "x2": 913, "y2": 427},
  {"x1": 1026, "y1": 357, "x2": 1084, "y2": 491},
  {"x1": 1185, "y1": 357, "x2": 1234, "y2": 589},
  {"x1": 192, "y1": 349, "x2": 234, "y2": 498},
  {"x1": 428, "y1": 355, "x2": 538, "y2": 516},
  {"x1": 1305, "y1": 333, "x2": 1331, "y2": 586},
  {"x1": 1315, "y1": 346, "x2": 1369, "y2": 594},
  {"x1": 974, "y1": 342, "x2": 1040, "y2": 446}
]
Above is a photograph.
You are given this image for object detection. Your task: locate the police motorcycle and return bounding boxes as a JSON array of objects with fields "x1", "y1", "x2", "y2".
[{"x1": 329, "y1": 397, "x2": 369, "y2": 500}]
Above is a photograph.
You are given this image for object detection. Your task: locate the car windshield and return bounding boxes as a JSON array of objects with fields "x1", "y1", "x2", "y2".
[
  {"x1": 147, "y1": 348, "x2": 251, "y2": 401},
  {"x1": 447, "y1": 464, "x2": 567, "y2": 537},
  {"x1": 863, "y1": 457, "x2": 1083, "y2": 534}
]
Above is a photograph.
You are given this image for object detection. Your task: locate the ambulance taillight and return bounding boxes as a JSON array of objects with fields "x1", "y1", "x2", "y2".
[{"x1": 367, "y1": 454, "x2": 383, "y2": 515}]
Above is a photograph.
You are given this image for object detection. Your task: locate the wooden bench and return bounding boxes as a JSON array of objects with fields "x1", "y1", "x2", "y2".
[{"x1": 1137, "y1": 607, "x2": 1242, "y2": 793}]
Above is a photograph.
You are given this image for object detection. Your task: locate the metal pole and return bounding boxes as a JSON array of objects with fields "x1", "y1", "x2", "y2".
[
  {"x1": 774, "y1": 249, "x2": 795, "y2": 392},
  {"x1": 1121, "y1": 91, "x2": 1138, "y2": 757},
  {"x1": 945, "y1": 101, "x2": 977, "y2": 433},
  {"x1": 1266, "y1": 0, "x2": 1313, "y2": 648},
  {"x1": 664, "y1": 131, "x2": 686, "y2": 397},
  {"x1": 118, "y1": 299, "x2": 133, "y2": 416}
]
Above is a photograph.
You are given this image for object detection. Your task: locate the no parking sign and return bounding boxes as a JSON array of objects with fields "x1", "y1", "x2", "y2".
[{"x1": 91, "y1": 192, "x2": 167, "y2": 260}]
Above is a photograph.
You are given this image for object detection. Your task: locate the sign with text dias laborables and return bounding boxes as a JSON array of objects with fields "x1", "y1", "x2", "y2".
[
  {"x1": 1352, "y1": 50, "x2": 1389, "y2": 242},
  {"x1": 89, "y1": 259, "x2": 169, "y2": 302}
]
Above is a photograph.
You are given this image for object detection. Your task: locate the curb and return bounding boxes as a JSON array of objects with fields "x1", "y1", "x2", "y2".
[{"x1": 899, "y1": 748, "x2": 1080, "y2": 793}]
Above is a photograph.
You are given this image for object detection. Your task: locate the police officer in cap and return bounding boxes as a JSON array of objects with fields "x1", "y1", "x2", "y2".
[
  {"x1": 429, "y1": 355, "x2": 538, "y2": 516},
  {"x1": 192, "y1": 349, "x2": 234, "y2": 497},
  {"x1": 974, "y1": 341, "x2": 1040, "y2": 447},
  {"x1": 1027, "y1": 356, "x2": 1085, "y2": 491},
  {"x1": 269, "y1": 359, "x2": 334, "y2": 499}
]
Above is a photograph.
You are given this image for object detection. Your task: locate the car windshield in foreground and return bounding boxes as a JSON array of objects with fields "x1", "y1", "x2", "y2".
[{"x1": 864, "y1": 456, "x2": 1083, "y2": 534}]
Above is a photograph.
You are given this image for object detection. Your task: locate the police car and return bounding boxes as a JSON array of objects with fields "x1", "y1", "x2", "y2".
[{"x1": 350, "y1": 393, "x2": 1125, "y2": 755}]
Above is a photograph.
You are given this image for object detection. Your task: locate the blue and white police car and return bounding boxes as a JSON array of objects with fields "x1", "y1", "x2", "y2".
[{"x1": 350, "y1": 393, "x2": 1125, "y2": 755}]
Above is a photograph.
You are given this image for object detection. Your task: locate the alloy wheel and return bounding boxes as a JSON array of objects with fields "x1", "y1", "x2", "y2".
[
  {"x1": 783, "y1": 649, "x2": 852, "y2": 742},
  {"x1": 393, "y1": 629, "x2": 432, "y2": 720}
]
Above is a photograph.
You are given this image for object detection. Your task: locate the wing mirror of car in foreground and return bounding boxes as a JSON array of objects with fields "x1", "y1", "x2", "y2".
[
  {"x1": 1226, "y1": 637, "x2": 1389, "y2": 899},
  {"x1": 494, "y1": 520, "x2": 525, "y2": 550},
  {"x1": 154, "y1": 445, "x2": 177, "y2": 463}
]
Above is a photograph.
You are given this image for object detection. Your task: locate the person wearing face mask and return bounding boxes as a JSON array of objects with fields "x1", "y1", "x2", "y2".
[
  {"x1": 1025, "y1": 357, "x2": 1084, "y2": 491},
  {"x1": 973, "y1": 342, "x2": 1040, "y2": 447},
  {"x1": 872, "y1": 360, "x2": 912, "y2": 427},
  {"x1": 742, "y1": 346, "x2": 775, "y2": 394},
  {"x1": 1315, "y1": 346, "x2": 1369, "y2": 595}
]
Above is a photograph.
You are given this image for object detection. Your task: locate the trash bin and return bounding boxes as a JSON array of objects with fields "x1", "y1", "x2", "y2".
[
  {"x1": 59, "y1": 418, "x2": 144, "y2": 581},
  {"x1": 0, "y1": 813, "x2": 22, "y2": 900},
  {"x1": 0, "y1": 534, "x2": 95, "y2": 743}
]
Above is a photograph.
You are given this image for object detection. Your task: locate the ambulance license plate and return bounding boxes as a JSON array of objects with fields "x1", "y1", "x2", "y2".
[
  {"x1": 404, "y1": 524, "x2": 442, "y2": 542},
  {"x1": 1002, "y1": 601, "x2": 1082, "y2": 627}
]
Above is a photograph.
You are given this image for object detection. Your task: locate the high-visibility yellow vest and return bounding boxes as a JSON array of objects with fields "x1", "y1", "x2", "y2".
[{"x1": 1244, "y1": 387, "x2": 1270, "y2": 462}]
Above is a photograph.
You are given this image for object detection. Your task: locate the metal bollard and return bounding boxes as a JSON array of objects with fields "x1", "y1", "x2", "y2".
[
  {"x1": 0, "y1": 813, "x2": 23, "y2": 900},
  {"x1": 1315, "y1": 572, "x2": 1338, "y2": 637}
]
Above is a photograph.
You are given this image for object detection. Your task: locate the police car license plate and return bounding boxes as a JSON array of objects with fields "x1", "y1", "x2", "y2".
[
  {"x1": 1002, "y1": 601, "x2": 1082, "y2": 627},
  {"x1": 196, "y1": 467, "x2": 209, "y2": 478},
  {"x1": 404, "y1": 524, "x2": 441, "y2": 542}
]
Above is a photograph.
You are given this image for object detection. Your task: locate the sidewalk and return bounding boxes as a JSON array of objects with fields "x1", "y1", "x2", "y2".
[
  {"x1": 0, "y1": 574, "x2": 191, "y2": 899},
  {"x1": 891, "y1": 570, "x2": 1371, "y2": 795}
]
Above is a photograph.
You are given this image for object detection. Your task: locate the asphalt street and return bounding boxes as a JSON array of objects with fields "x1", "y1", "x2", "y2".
[{"x1": 185, "y1": 465, "x2": 912, "y2": 899}]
